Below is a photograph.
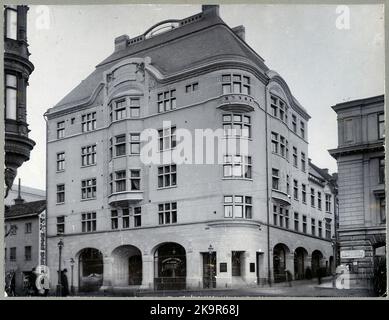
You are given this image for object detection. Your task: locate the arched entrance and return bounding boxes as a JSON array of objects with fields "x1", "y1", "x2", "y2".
[
  {"x1": 273, "y1": 243, "x2": 290, "y2": 283},
  {"x1": 78, "y1": 248, "x2": 104, "y2": 292},
  {"x1": 311, "y1": 250, "x2": 323, "y2": 278},
  {"x1": 294, "y1": 247, "x2": 308, "y2": 280},
  {"x1": 154, "y1": 242, "x2": 186, "y2": 290},
  {"x1": 112, "y1": 245, "x2": 142, "y2": 287}
]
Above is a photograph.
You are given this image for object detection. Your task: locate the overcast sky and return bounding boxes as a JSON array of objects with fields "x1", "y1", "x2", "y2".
[{"x1": 17, "y1": 4, "x2": 384, "y2": 191}]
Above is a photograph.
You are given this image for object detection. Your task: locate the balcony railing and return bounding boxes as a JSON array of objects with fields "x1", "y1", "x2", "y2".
[
  {"x1": 217, "y1": 93, "x2": 257, "y2": 112},
  {"x1": 108, "y1": 190, "x2": 143, "y2": 206}
]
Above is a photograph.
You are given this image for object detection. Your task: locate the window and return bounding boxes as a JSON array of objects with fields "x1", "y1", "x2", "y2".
[
  {"x1": 81, "y1": 178, "x2": 97, "y2": 200},
  {"x1": 57, "y1": 184, "x2": 65, "y2": 203},
  {"x1": 302, "y1": 215, "x2": 307, "y2": 233},
  {"x1": 311, "y1": 219, "x2": 316, "y2": 236},
  {"x1": 71, "y1": 117, "x2": 75, "y2": 124},
  {"x1": 271, "y1": 132, "x2": 278, "y2": 153},
  {"x1": 115, "y1": 134, "x2": 126, "y2": 156},
  {"x1": 224, "y1": 195, "x2": 252, "y2": 219},
  {"x1": 293, "y1": 180, "x2": 298, "y2": 200},
  {"x1": 158, "y1": 90, "x2": 176, "y2": 112},
  {"x1": 325, "y1": 194, "x2": 332, "y2": 212},
  {"x1": 302, "y1": 184, "x2": 307, "y2": 203},
  {"x1": 109, "y1": 138, "x2": 113, "y2": 159},
  {"x1": 115, "y1": 170, "x2": 126, "y2": 192},
  {"x1": 318, "y1": 192, "x2": 322, "y2": 210},
  {"x1": 8, "y1": 224, "x2": 17, "y2": 236},
  {"x1": 223, "y1": 155, "x2": 252, "y2": 178},
  {"x1": 129, "y1": 98, "x2": 140, "y2": 117},
  {"x1": 57, "y1": 152, "x2": 65, "y2": 171},
  {"x1": 300, "y1": 121, "x2": 305, "y2": 139},
  {"x1": 301, "y1": 152, "x2": 306, "y2": 172},
  {"x1": 10, "y1": 248, "x2": 16, "y2": 261},
  {"x1": 272, "y1": 169, "x2": 279, "y2": 190},
  {"x1": 130, "y1": 170, "x2": 141, "y2": 190},
  {"x1": 130, "y1": 133, "x2": 140, "y2": 154},
  {"x1": 122, "y1": 208, "x2": 130, "y2": 229},
  {"x1": 158, "y1": 127, "x2": 176, "y2": 151},
  {"x1": 5, "y1": 6, "x2": 18, "y2": 40},
  {"x1": 318, "y1": 221, "x2": 323, "y2": 238},
  {"x1": 378, "y1": 113, "x2": 385, "y2": 139},
  {"x1": 109, "y1": 173, "x2": 113, "y2": 194},
  {"x1": 158, "y1": 202, "x2": 177, "y2": 225},
  {"x1": 81, "y1": 145, "x2": 96, "y2": 166},
  {"x1": 292, "y1": 114, "x2": 297, "y2": 133},
  {"x1": 81, "y1": 112, "x2": 96, "y2": 132},
  {"x1": 286, "y1": 175, "x2": 290, "y2": 195},
  {"x1": 111, "y1": 210, "x2": 118, "y2": 230},
  {"x1": 82, "y1": 212, "x2": 96, "y2": 233},
  {"x1": 25, "y1": 222, "x2": 32, "y2": 234},
  {"x1": 379, "y1": 157, "x2": 385, "y2": 184},
  {"x1": 222, "y1": 74, "x2": 250, "y2": 95},
  {"x1": 185, "y1": 82, "x2": 199, "y2": 93},
  {"x1": 113, "y1": 99, "x2": 127, "y2": 120},
  {"x1": 57, "y1": 216, "x2": 65, "y2": 234},
  {"x1": 273, "y1": 205, "x2": 289, "y2": 228},
  {"x1": 280, "y1": 136, "x2": 286, "y2": 157},
  {"x1": 158, "y1": 164, "x2": 177, "y2": 188},
  {"x1": 294, "y1": 212, "x2": 299, "y2": 231},
  {"x1": 293, "y1": 147, "x2": 298, "y2": 167},
  {"x1": 134, "y1": 207, "x2": 141, "y2": 227},
  {"x1": 57, "y1": 121, "x2": 65, "y2": 139},
  {"x1": 25, "y1": 246, "x2": 32, "y2": 261},
  {"x1": 270, "y1": 95, "x2": 287, "y2": 122},
  {"x1": 380, "y1": 198, "x2": 386, "y2": 224},
  {"x1": 223, "y1": 114, "x2": 251, "y2": 138},
  {"x1": 325, "y1": 221, "x2": 331, "y2": 239},
  {"x1": 310, "y1": 188, "x2": 315, "y2": 207},
  {"x1": 5, "y1": 74, "x2": 17, "y2": 120}
]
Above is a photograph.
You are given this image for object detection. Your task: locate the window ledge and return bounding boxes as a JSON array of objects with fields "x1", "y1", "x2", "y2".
[
  {"x1": 56, "y1": 170, "x2": 65, "y2": 173},
  {"x1": 81, "y1": 198, "x2": 97, "y2": 202},
  {"x1": 81, "y1": 164, "x2": 97, "y2": 168},
  {"x1": 157, "y1": 185, "x2": 177, "y2": 190},
  {"x1": 222, "y1": 177, "x2": 253, "y2": 181}
]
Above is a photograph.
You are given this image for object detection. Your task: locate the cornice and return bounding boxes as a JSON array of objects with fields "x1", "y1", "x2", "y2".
[{"x1": 329, "y1": 141, "x2": 384, "y2": 159}]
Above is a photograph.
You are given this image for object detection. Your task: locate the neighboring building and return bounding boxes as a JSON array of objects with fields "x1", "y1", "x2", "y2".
[
  {"x1": 45, "y1": 5, "x2": 336, "y2": 293},
  {"x1": 329, "y1": 94, "x2": 386, "y2": 290},
  {"x1": 4, "y1": 199, "x2": 46, "y2": 295},
  {"x1": 4, "y1": 5, "x2": 35, "y2": 197},
  {"x1": 4, "y1": 182, "x2": 45, "y2": 206}
]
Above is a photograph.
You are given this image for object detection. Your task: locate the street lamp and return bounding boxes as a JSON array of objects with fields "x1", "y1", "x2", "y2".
[
  {"x1": 208, "y1": 244, "x2": 214, "y2": 289},
  {"x1": 70, "y1": 258, "x2": 75, "y2": 295},
  {"x1": 56, "y1": 239, "x2": 64, "y2": 296}
]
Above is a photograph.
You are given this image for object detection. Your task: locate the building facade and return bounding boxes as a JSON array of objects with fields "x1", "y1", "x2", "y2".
[
  {"x1": 4, "y1": 182, "x2": 45, "y2": 206},
  {"x1": 45, "y1": 5, "x2": 336, "y2": 293},
  {"x1": 329, "y1": 95, "x2": 386, "y2": 290},
  {"x1": 4, "y1": 199, "x2": 46, "y2": 295},
  {"x1": 3, "y1": 5, "x2": 35, "y2": 196}
]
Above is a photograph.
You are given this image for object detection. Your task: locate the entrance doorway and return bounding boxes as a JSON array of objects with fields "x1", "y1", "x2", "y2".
[
  {"x1": 273, "y1": 244, "x2": 289, "y2": 283},
  {"x1": 78, "y1": 248, "x2": 104, "y2": 292},
  {"x1": 231, "y1": 251, "x2": 243, "y2": 276},
  {"x1": 311, "y1": 250, "x2": 323, "y2": 278},
  {"x1": 294, "y1": 247, "x2": 308, "y2": 280},
  {"x1": 202, "y1": 252, "x2": 216, "y2": 288},
  {"x1": 112, "y1": 245, "x2": 142, "y2": 286}
]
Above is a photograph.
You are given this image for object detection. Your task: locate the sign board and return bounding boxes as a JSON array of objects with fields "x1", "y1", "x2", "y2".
[
  {"x1": 340, "y1": 249, "x2": 365, "y2": 259},
  {"x1": 38, "y1": 210, "x2": 47, "y2": 266}
]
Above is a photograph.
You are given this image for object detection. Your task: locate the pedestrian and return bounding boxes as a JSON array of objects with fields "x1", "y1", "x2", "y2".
[
  {"x1": 317, "y1": 267, "x2": 322, "y2": 285},
  {"x1": 61, "y1": 269, "x2": 70, "y2": 297},
  {"x1": 29, "y1": 268, "x2": 38, "y2": 296},
  {"x1": 9, "y1": 271, "x2": 16, "y2": 296},
  {"x1": 286, "y1": 270, "x2": 292, "y2": 287}
]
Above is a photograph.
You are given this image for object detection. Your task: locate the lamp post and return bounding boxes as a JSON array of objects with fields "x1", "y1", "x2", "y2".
[
  {"x1": 208, "y1": 244, "x2": 214, "y2": 289},
  {"x1": 56, "y1": 239, "x2": 64, "y2": 296},
  {"x1": 70, "y1": 258, "x2": 75, "y2": 295},
  {"x1": 331, "y1": 238, "x2": 337, "y2": 288}
]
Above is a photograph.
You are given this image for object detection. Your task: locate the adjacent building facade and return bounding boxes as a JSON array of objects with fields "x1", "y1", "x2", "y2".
[
  {"x1": 45, "y1": 5, "x2": 337, "y2": 293},
  {"x1": 4, "y1": 182, "x2": 45, "y2": 206},
  {"x1": 329, "y1": 95, "x2": 386, "y2": 290}
]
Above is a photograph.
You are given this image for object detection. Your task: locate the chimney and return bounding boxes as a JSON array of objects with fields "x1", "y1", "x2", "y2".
[
  {"x1": 202, "y1": 5, "x2": 220, "y2": 17},
  {"x1": 14, "y1": 178, "x2": 25, "y2": 205},
  {"x1": 232, "y1": 25, "x2": 245, "y2": 41},
  {"x1": 114, "y1": 34, "x2": 129, "y2": 52}
]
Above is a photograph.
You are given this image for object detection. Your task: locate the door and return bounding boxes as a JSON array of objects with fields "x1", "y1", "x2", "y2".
[{"x1": 202, "y1": 252, "x2": 216, "y2": 288}]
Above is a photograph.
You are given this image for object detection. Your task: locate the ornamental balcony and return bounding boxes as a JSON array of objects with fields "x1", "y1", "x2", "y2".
[
  {"x1": 217, "y1": 94, "x2": 257, "y2": 113},
  {"x1": 271, "y1": 189, "x2": 291, "y2": 207},
  {"x1": 108, "y1": 190, "x2": 143, "y2": 207}
]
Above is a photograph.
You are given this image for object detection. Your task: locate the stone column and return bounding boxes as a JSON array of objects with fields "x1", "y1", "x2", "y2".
[
  {"x1": 186, "y1": 250, "x2": 201, "y2": 289},
  {"x1": 101, "y1": 257, "x2": 113, "y2": 290},
  {"x1": 141, "y1": 254, "x2": 154, "y2": 290}
]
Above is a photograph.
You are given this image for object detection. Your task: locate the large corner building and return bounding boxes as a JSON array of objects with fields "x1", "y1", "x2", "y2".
[{"x1": 45, "y1": 5, "x2": 337, "y2": 292}]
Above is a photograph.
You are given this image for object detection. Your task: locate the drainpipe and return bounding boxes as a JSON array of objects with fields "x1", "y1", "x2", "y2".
[
  {"x1": 264, "y1": 88, "x2": 271, "y2": 287},
  {"x1": 43, "y1": 112, "x2": 49, "y2": 269}
]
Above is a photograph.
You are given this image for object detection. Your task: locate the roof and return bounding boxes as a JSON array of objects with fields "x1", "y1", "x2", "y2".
[
  {"x1": 49, "y1": 6, "x2": 270, "y2": 112},
  {"x1": 331, "y1": 94, "x2": 384, "y2": 112},
  {"x1": 5, "y1": 200, "x2": 46, "y2": 220}
]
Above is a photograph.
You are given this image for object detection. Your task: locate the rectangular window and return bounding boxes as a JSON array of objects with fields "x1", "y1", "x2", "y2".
[
  {"x1": 111, "y1": 210, "x2": 118, "y2": 230},
  {"x1": 293, "y1": 147, "x2": 298, "y2": 167},
  {"x1": 81, "y1": 178, "x2": 97, "y2": 200},
  {"x1": 300, "y1": 121, "x2": 305, "y2": 139},
  {"x1": 158, "y1": 90, "x2": 176, "y2": 112},
  {"x1": 81, "y1": 112, "x2": 96, "y2": 132},
  {"x1": 81, "y1": 145, "x2": 96, "y2": 166},
  {"x1": 270, "y1": 95, "x2": 287, "y2": 122},
  {"x1": 109, "y1": 173, "x2": 113, "y2": 195},
  {"x1": 294, "y1": 212, "x2": 299, "y2": 232},
  {"x1": 325, "y1": 221, "x2": 331, "y2": 239},
  {"x1": 302, "y1": 184, "x2": 306, "y2": 204},
  {"x1": 293, "y1": 180, "x2": 298, "y2": 200},
  {"x1": 114, "y1": 99, "x2": 127, "y2": 120},
  {"x1": 57, "y1": 152, "x2": 65, "y2": 171},
  {"x1": 311, "y1": 218, "x2": 316, "y2": 236},
  {"x1": 185, "y1": 82, "x2": 199, "y2": 93},
  {"x1": 280, "y1": 136, "x2": 286, "y2": 157},
  {"x1": 5, "y1": 74, "x2": 17, "y2": 120},
  {"x1": 272, "y1": 168, "x2": 279, "y2": 190},
  {"x1": 115, "y1": 170, "x2": 126, "y2": 192},
  {"x1": 122, "y1": 208, "x2": 130, "y2": 229},
  {"x1": 378, "y1": 113, "x2": 385, "y2": 139},
  {"x1": 223, "y1": 155, "x2": 252, "y2": 179},
  {"x1": 134, "y1": 207, "x2": 142, "y2": 227},
  {"x1": 130, "y1": 98, "x2": 140, "y2": 117},
  {"x1": 158, "y1": 164, "x2": 176, "y2": 188},
  {"x1": 81, "y1": 212, "x2": 96, "y2": 233},
  {"x1": 222, "y1": 74, "x2": 250, "y2": 95},
  {"x1": 109, "y1": 138, "x2": 113, "y2": 159},
  {"x1": 57, "y1": 121, "x2": 65, "y2": 139},
  {"x1": 318, "y1": 221, "x2": 323, "y2": 238},
  {"x1": 115, "y1": 134, "x2": 126, "y2": 156},
  {"x1": 5, "y1": 6, "x2": 18, "y2": 40},
  {"x1": 130, "y1": 170, "x2": 141, "y2": 190},
  {"x1": 379, "y1": 157, "x2": 385, "y2": 184},
  {"x1": 158, "y1": 126, "x2": 177, "y2": 151},
  {"x1": 223, "y1": 113, "x2": 251, "y2": 138},
  {"x1": 224, "y1": 195, "x2": 252, "y2": 219},
  {"x1": 380, "y1": 198, "x2": 386, "y2": 224},
  {"x1": 10, "y1": 248, "x2": 16, "y2": 261},
  {"x1": 292, "y1": 114, "x2": 297, "y2": 133},
  {"x1": 130, "y1": 133, "x2": 140, "y2": 154},
  {"x1": 325, "y1": 194, "x2": 332, "y2": 212},
  {"x1": 318, "y1": 192, "x2": 322, "y2": 210},
  {"x1": 25, "y1": 246, "x2": 32, "y2": 261},
  {"x1": 57, "y1": 216, "x2": 65, "y2": 234},
  {"x1": 271, "y1": 132, "x2": 279, "y2": 154},
  {"x1": 158, "y1": 202, "x2": 178, "y2": 225},
  {"x1": 284, "y1": 209, "x2": 289, "y2": 229},
  {"x1": 311, "y1": 188, "x2": 315, "y2": 207},
  {"x1": 301, "y1": 152, "x2": 306, "y2": 172},
  {"x1": 286, "y1": 175, "x2": 290, "y2": 195},
  {"x1": 56, "y1": 184, "x2": 65, "y2": 204},
  {"x1": 302, "y1": 215, "x2": 307, "y2": 234},
  {"x1": 25, "y1": 222, "x2": 32, "y2": 234}
]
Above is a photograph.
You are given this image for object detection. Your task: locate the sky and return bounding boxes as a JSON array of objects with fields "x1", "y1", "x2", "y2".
[{"x1": 17, "y1": 4, "x2": 384, "y2": 191}]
